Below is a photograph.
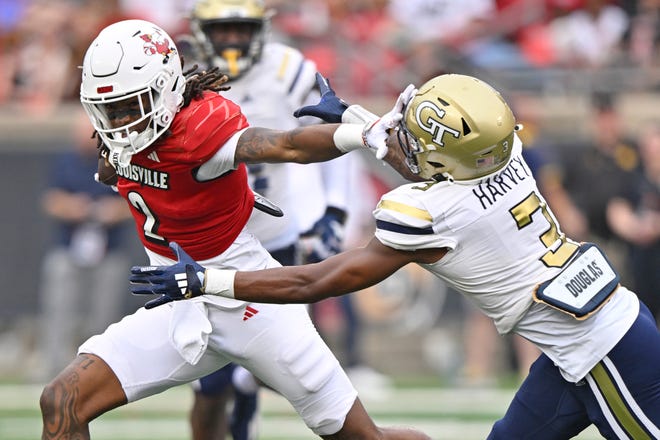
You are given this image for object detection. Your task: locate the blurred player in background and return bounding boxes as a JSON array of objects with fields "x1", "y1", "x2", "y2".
[{"x1": 179, "y1": 0, "x2": 351, "y2": 438}]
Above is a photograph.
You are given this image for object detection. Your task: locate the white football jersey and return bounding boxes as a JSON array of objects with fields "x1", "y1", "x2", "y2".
[
  {"x1": 373, "y1": 137, "x2": 639, "y2": 382},
  {"x1": 221, "y1": 42, "x2": 349, "y2": 248}
]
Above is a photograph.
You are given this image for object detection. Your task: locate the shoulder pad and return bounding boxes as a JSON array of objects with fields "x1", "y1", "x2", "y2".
[{"x1": 373, "y1": 186, "x2": 454, "y2": 251}]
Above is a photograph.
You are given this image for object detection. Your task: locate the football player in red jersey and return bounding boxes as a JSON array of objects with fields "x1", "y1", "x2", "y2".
[{"x1": 39, "y1": 19, "x2": 429, "y2": 440}]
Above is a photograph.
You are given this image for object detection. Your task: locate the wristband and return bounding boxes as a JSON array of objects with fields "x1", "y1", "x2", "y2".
[
  {"x1": 333, "y1": 124, "x2": 366, "y2": 153},
  {"x1": 203, "y1": 268, "x2": 236, "y2": 298},
  {"x1": 342, "y1": 105, "x2": 378, "y2": 124}
]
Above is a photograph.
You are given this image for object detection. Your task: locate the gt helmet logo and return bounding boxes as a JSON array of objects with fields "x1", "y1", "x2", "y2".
[{"x1": 414, "y1": 101, "x2": 460, "y2": 149}]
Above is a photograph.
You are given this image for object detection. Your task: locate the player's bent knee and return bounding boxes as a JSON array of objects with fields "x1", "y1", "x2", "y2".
[
  {"x1": 41, "y1": 354, "x2": 128, "y2": 426},
  {"x1": 39, "y1": 381, "x2": 58, "y2": 420},
  {"x1": 40, "y1": 376, "x2": 86, "y2": 426}
]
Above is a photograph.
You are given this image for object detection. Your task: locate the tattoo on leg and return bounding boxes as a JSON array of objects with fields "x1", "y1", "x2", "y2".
[
  {"x1": 77, "y1": 355, "x2": 95, "y2": 371},
  {"x1": 42, "y1": 356, "x2": 95, "y2": 439}
]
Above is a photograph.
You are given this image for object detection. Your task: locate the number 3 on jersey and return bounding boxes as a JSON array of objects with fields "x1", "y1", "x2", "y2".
[
  {"x1": 510, "y1": 191, "x2": 578, "y2": 268},
  {"x1": 127, "y1": 191, "x2": 168, "y2": 246}
]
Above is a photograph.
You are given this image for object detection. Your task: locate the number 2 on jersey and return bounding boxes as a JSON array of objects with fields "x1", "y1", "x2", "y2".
[
  {"x1": 127, "y1": 191, "x2": 168, "y2": 245},
  {"x1": 509, "y1": 191, "x2": 578, "y2": 268}
]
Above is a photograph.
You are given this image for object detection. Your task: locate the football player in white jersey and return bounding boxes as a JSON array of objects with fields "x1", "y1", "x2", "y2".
[
  {"x1": 181, "y1": 1, "x2": 351, "y2": 438},
  {"x1": 132, "y1": 74, "x2": 660, "y2": 439}
]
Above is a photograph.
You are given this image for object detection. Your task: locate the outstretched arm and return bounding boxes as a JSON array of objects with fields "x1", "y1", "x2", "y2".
[
  {"x1": 234, "y1": 124, "x2": 348, "y2": 165},
  {"x1": 130, "y1": 239, "x2": 447, "y2": 308},
  {"x1": 228, "y1": 237, "x2": 438, "y2": 303},
  {"x1": 231, "y1": 72, "x2": 370, "y2": 165},
  {"x1": 233, "y1": 74, "x2": 417, "y2": 167}
]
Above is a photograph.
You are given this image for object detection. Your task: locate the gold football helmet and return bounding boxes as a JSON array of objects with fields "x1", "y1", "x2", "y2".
[
  {"x1": 397, "y1": 74, "x2": 516, "y2": 182},
  {"x1": 190, "y1": 0, "x2": 271, "y2": 78}
]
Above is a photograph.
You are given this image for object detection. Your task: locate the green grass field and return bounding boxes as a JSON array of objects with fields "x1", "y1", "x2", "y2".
[{"x1": 0, "y1": 382, "x2": 604, "y2": 439}]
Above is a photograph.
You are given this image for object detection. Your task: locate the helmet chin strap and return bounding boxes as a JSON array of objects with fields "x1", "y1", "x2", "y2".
[
  {"x1": 108, "y1": 144, "x2": 132, "y2": 169},
  {"x1": 109, "y1": 127, "x2": 157, "y2": 168},
  {"x1": 108, "y1": 131, "x2": 139, "y2": 168}
]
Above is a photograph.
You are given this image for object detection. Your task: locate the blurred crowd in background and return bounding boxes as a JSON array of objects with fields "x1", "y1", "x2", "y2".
[
  {"x1": 0, "y1": 0, "x2": 658, "y2": 387},
  {"x1": 0, "y1": 0, "x2": 659, "y2": 111}
]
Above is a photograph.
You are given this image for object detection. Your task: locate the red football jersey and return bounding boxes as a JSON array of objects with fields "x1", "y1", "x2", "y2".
[{"x1": 116, "y1": 92, "x2": 254, "y2": 261}]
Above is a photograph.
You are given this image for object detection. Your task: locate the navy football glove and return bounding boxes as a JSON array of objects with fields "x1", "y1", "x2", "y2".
[
  {"x1": 129, "y1": 242, "x2": 206, "y2": 309},
  {"x1": 293, "y1": 73, "x2": 349, "y2": 123},
  {"x1": 299, "y1": 207, "x2": 347, "y2": 263}
]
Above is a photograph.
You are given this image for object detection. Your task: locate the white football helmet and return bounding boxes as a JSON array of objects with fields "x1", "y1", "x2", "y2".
[
  {"x1": 80, "y1": 19, "x2": 186, "y2": 167},
  {"x1": 190, "y1": 0, "x2": 271, "y2": 79},
  {"x1": 398, "y1": 74, "x2": 517, "y2": 182}
]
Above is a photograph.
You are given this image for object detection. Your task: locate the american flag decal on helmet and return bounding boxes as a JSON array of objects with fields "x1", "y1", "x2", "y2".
[{"x1": 476, "y1": 156, "x2": 495, "y2": 167}]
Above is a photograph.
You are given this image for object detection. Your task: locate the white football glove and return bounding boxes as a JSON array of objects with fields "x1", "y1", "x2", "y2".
[{"x1": 363, "y1": 84, "x2": 417, "y2": 160}]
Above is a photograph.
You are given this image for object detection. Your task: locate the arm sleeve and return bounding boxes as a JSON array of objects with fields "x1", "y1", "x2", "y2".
[{"x1": 196, "y1": 128, "x2": 249, "y2": 181}]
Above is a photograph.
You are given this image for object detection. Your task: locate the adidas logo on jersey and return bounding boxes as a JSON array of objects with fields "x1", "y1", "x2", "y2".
[
  {"x1": 148, "y1": 151, "x2": 160, "y2": 162},
  {"x1": 243, "y1": 305, "x2": 259, "y2": 321}
]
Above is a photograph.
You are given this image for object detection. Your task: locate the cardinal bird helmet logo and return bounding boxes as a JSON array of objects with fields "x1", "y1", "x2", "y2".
[{"x1": 140, "y1": 32, "x2": 175, "y2": 61}]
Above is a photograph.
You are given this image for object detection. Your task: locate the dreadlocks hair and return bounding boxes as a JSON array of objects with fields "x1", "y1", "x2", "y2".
[{"x1": 181, "y1": 58, "x2": 230, "y2": 108}]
